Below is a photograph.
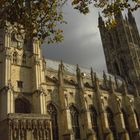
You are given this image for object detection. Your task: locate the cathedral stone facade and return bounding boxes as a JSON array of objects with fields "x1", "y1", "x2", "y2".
[
  {"x1": 99, "y1": 11, "x2": 140, "y2": 88},
  {"x1": 0, "y1": 11, "x2": 140, "y2": 140}
]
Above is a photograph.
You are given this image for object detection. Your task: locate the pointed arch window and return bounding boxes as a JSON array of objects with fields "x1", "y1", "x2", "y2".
[
  {"x1": 115, "y1": 30, "x2": 121, "y2": 47},
  {"x1": 13, "y1": 52, "x2": 18, "y2": 64},
  {"x1": 120, "y1": 58, "x2": 131, "y2": 83},
  {"x1": 47, "y1": 103, "x2": 59, "y2": 140},
  {"x1": 106, "y1": 107, "x2": 118, "y2": 140},
  {"x1": 15, "y1": 98, "x2": 31, "y2": 113},
  {"x1": 89, "y1": 106, "x2": 99, "y2": 139},
  {"x1": 113, "y1": 61, "x2": 121, "y2": 76},
  {"x1": 109, "y1": 33, "x2": 115, "y2": 48},
  {"x1": 70, "y1": 105, "x2": 80, "y2": 139}
]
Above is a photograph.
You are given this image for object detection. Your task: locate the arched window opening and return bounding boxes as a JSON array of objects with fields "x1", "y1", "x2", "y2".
[
  {"x1": 15, "y1": 98, "x2": 31, "y2": 113},
  {"x1": 13, "y1": 52, "x2": 18, "y2": 64},
  {"x1": 115, "y1": 30, "x2": 121, "y2": 47},
  {"x1": 120, "y1": 58, "x2": 131, "y2": 83},
  {"x1": 109, "y1": 33, "x2": 115, "y2": 48},
  {"x1": 122, "y1": 109, "x2": 131, "y2": 139},
  {"x1": 134, "y1": 110, "x2": 140, "y2": 128},
  {"x1": 106, "y1": 107, "x2": 118, "y2": 140},
  {"x1": 47, "y1": 103, "x2": 59, "y2": 140},
  {"x1": 89, "y1": 106, "x2": 99, "y2": 139},
  {"x1": 70, "y1": 105, "x2": 80, "y2": 140},
  {"x1": 113, "y1": 61, "x2": 121, "y2": 76},
  {"x1": 22, "y1": 53, "x2": 26, "y2": 64}
]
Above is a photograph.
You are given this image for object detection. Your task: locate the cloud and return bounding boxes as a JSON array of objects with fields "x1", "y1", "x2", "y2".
[{"x1": 42, "y1": 4, "x2": 140, "y2": 73}]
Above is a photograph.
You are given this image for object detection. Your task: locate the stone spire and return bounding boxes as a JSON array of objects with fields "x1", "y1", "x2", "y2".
[
  {"x1": 103, "y1": 71, "x2": 107, "y2": 88},
  {"x1": 76, "y1": 64, "x2": 84, "y2": 89},
  {"x1": 58, "y1": 60, "x2": 64, "y2": 85},
  {"x1": 109, "y1": 76, "x2": 115, "y2": 93},
  {"x1": 114, "y1": 75, "x2": 118, "y2": 90}
]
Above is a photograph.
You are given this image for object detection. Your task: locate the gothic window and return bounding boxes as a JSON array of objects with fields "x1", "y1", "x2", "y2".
[
  {"x1": 70, "y1": 105, "x2": 80, "y2": 140},
  {"x1": 89, "y1": 106, "x2": 99, "y2": 139},
  {"x1": 120, "y1": 58, "x2": 131, "y2": 83},
  {"x1": 47, "y1": 103, "x2": 59, "y2": 140},
  {"x1": 109, "y1": 33, "x2": 115, "y2": 48},
  {"x1": 17, "y1": 81, "x2": 23, "y2": 88},
  {"x1": 13, "y1": 52, "x2": 18, "y2": 64},
  {"x1": 22, "y1": 53, "x2": 26, "y2": 64},
  {"x1": 113, "y1": 61, "x2": 120, "y2": 76},
  {"x1": 115, "y1": 30, "x2": 121, "y2": 47},
  {"x1": 15, "y1": 98, "x2": 31, "y2": 113},
  {"x1": 106, "y1": 107, "x2": 118, "y2": 140}
]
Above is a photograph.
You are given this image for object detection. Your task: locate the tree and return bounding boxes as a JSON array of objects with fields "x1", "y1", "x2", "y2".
[
  {"x1": 0, "y1": 0, "x2": 139, "y2": 44},
  {"x1": 0, "y1": 0, "x2": 65, "y2": 43},
  {"x1": 72, "y1": 0, "x2": 140, "y2": 15}
]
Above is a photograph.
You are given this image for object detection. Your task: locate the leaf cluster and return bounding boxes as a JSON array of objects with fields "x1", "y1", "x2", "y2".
[
  {"x1": 0, "y1": 0, "x2": 66, "y2": 43},
  {"x1": 0, "y1": 0, "x2": 139, "y2": 45},
  {"x1": 72, "y1": 0, "x2": 140, "y2": 16}
]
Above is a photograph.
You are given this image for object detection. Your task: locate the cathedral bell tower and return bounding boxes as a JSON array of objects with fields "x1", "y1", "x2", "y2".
[
  {"x1": 99, "y1": 11, "x2": 140, "y2": 87},
  {"x1": 0, "y1": 24, "x2": 46, "y2": 120}
]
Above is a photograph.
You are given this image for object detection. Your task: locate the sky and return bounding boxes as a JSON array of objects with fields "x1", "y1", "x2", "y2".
[{"x1": 42, "y1": 2, "x2": 140, "y2": 72}]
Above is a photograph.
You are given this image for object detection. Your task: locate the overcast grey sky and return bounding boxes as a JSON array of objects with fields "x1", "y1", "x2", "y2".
[{"x1": 42, "y1": 2, "x2": 140, "y2": 72}]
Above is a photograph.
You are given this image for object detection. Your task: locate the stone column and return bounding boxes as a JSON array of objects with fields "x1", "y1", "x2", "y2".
[
  {"x1": 58, "y1": 61, "x2": 73, "y2": 140},
  {"x1": 91, "y1": 71, "x2": 113, "y2": 140},
  {"x1": 76, "y1": 66, "x2": 96, "y2": 140},
  {"x1": 108, "y1": 77, "x2": 130, "y2": 140},
  {"x1": 122, "y1": 82, "x2": 140, "y2": 140}
]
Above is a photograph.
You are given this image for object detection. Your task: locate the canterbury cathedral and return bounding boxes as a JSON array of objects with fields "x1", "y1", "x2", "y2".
[{"x1": 0, "y1": 11, "x2": 140, "y2": 140}]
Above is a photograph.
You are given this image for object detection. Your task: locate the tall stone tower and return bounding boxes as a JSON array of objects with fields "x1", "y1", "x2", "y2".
[
  {"x1": 0, "y1": 25, "x2": 52, "y2": 139},
  {"x1": 99, "y1": 11, "x2": 140, "y2": 86}
]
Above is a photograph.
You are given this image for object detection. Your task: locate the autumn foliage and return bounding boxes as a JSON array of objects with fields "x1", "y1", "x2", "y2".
[{"x1": 0, "y1": 0, "x2": 139, "y2": 43}]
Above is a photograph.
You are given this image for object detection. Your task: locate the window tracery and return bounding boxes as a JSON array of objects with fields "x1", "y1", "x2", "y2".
[
  {"x1": 69, "y1": 105, "x2": 80, "y2": 139},
  {"x1": 47, "y1": 103, "x2": 59, "y2": 140},
  {"x1": 15, "y1": 98, "x2": 31, "y2": 113},
  {"x1": 89, "y1": 106, "x2": 99, "y2": 139}
]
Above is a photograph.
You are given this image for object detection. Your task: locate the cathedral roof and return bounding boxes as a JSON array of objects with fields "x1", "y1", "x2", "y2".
[{"x1": 45, "y1": 59, "x2": 123, "y2": 84}]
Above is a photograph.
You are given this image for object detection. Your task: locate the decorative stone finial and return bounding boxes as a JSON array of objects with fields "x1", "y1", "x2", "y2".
[
  {"x1": 94, "y1": 72, "x2": 100, "y2": 90},
  {"x1": 59, "y1": 60, "x2": 64, "y2": 72},
  {"x1": 76, "y1": 64, "x2": 81, "y2": 73},
  {"x1": 58, "y1": 60, "x2": 64, "y2": 85},
  {"x1": 114, "y1": 75, "x2": 118, "y2": 89},
  {"x1": 91, "y1": 67, "x2": 93, "y2": 75},
  {"x1": 109, "y1": 76, "x2": 114, "y2": 93},
  {"x1": 103, "y1": 71, "x2": 107, "y2": 88},
  {"x1": 122, "y1": 80, "x2": 128, "y2": 95}
]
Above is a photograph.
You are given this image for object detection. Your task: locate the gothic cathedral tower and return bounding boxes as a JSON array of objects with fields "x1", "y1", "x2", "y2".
[{"x1": 99, "y1": 11, "x2": 140, "y2": 87}]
